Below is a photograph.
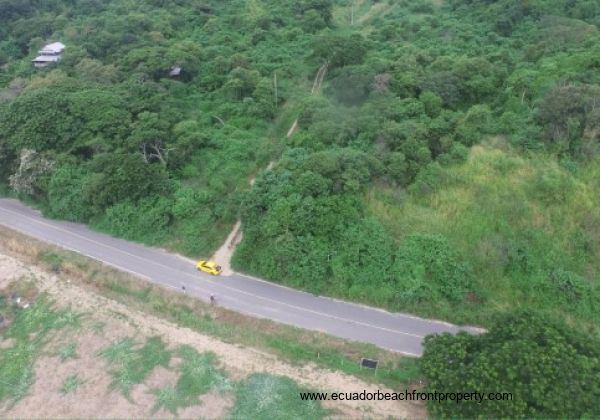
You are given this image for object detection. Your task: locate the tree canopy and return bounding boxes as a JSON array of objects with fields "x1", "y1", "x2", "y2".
[{"x1": 421, "y1": 311, "x2": 600, "y2": 418}]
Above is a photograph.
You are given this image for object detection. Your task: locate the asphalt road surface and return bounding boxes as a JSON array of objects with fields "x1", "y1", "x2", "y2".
[{"x1": 0, "y1": 198, "x2": 482, "y2": 356}]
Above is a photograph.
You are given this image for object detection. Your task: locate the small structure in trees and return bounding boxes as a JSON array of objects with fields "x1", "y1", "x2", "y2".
[
  {"x1": 169, "y1": 65, "x2": 182, "y2": 78},
  {"x1": 32, "y1": 42, "x2": 65, "y2": 68}
]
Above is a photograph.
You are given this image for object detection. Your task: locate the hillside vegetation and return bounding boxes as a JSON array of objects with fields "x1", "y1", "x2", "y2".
[
  {"x1": 0, "y1": 0, "x2": 598, "y2": 334},
  {"x1": 369, "y1": 144, "x2": 599, "y2": 330}
]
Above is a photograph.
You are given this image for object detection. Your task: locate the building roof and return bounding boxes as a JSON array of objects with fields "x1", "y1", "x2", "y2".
[
  {"x1": 39, "y1": 42, "x2": 65, "y2": 55},
  {"x1": 169, "y1": 66, "x2": 182, "y2": 76},
  {"x1": 32, "y1": 55, "x2": 61, "y2": 63}
]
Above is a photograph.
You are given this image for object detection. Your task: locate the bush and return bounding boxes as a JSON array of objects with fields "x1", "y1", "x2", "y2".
[
  {"x1": 85, "y1": 154, "x2": 172, "y2": 212},
  {"x1": 393, "y1": 234, "x2": 472, "y2": 302},
  {"x1": 48, "y1": 164, "x2": 93, "y2": 222},
  {"x1": 548, "y1": 268, "x2": 588, "y2": 303},
  {"x1": 409, "y1": 162, "x2": 446, "y2": 195},
  {"x1": 96, "y1": 195, "x2": 173, "y2": 244}
]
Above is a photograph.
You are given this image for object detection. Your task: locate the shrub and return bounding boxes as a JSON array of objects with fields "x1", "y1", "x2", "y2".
[{"x1": 393, "y1": 234, "x2": 472, "y2": 302}]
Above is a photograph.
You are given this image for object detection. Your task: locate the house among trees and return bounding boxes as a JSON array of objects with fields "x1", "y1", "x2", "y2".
[
  {"x1": 32, "y1": 42, "x2": 65, "y2": 68},
  {"x1": 169, "y1": 65, "x2": 182, "y2": 77}
]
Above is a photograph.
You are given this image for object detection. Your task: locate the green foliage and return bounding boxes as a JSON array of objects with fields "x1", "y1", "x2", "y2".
[
  {"x1": 370, "y1": 145, "x2": 600, "y2": 328},
  {"x1": 0, "y1": 295, "x2": 81, "y2": 405},
  {"x1": 393, "y1": 234, "x2": 472, "y2": 303},
  {"x1": 237, "y1": 147, "x2": 473, "y2": 310},
  {"x1": 39, "y1": 251, "x2": 63, "y2": 273},
  {"x1": 47, "y1": 164, "x2": 92, "y2": 222},
  {"x1": 94, "y1": 195, "x2": 173, "y2": 244},
  {"x1": 84, "y1": 154, "x2": 172, "y2": 212},
  {"x1": 0, "y1": 0, "x2": 284, "y2": 257},
  {"x1": 310, "y1": 33, "x2": 368, "y2": 68},
  {"x1": 98, "y1": 336, "x2": 171, "y2": 396},
  {"x1": 0, "y1": 87, "x2": 79, "y2": 152},
  {"x1": 326, "y1": 66, "x2": 373, "y2": 106},
  {"x1": 537, "y1": 83, "x2": 600, "y2": 158},
  {"x1": 60, "y1": 374, "x2": 81, "y2": 395},
  {"x1": 152, "y1": 346, "x2": 231, "y2": 414},
  {"x1": 56, "y1": 342, "x2": 78, "y2": 362},
  {"x1": 331, "y1": 219, "x2": 395, "y2": 299},
  {"x1": 1, "y1": 0, "x2": 594, "y2": 220},
  {"x1": 232, "y1": 373, "x2": 328, "y2": 419},
  {"x1": 236, "y1": 148, "x2": 381, "y2": 293},
  {"x1": 176, "y1": 346, "x2": 231, "y2": 399},
  {"x1": 421, "y1": 311, "x2": 600, "y2": 418},
  {"x1": 151, "y1": 386, "x2": 181, "y2": 414}
]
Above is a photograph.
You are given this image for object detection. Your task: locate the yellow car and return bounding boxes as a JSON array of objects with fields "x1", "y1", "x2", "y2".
[{"x1": 196, "y1": 260, "x2": 222, "y2": 276}]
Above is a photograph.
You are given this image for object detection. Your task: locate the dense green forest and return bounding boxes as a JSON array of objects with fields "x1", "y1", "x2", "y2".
[
  {"x1": 1, "y1": 0, "x2": 599, "y2": 417},
  {"x1": 1, "y1": 0, "x2": 599, "y2": 334}
]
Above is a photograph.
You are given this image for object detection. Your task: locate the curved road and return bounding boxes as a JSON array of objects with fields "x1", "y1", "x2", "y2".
[{"x1": 0, "y1": 198, "x2": 482, "y2": 356}]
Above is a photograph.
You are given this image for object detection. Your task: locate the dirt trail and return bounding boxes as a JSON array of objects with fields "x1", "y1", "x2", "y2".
[
  {"x1": 286, "y1": 63, "x2": 328, "y2": 139},
  {"x1": 211, "y1": 65, "x2": 328, "y2": 274},
  {"x1": 210, "y1": 221, "x2": 242, "y2": 275},
  {"x1": 311, "y1": 63, "x2": 328, "y2": 95},
  {"x1": 286, "y1": 119, "x2": 299, "y2": 138},
  {"x1": 210, "y1": 161, "x2": 275, "y2": 273}
]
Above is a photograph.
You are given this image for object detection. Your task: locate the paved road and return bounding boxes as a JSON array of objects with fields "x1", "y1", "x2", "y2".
[{"x1": 0, "y1": 198, "x2": 482, "y2": 356}]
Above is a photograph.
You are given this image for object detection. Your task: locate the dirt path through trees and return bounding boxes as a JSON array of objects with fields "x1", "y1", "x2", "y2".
[{"x1": 212, "y1": 65, "x2": 328, "y2": 272}]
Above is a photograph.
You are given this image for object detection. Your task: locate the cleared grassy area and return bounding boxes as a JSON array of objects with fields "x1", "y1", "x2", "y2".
[
  {"x1": 0, "y1": 294, "x2": 81, "y2": 406},
  {"x1": 175, "y1": 346, "x2": 231, "y2": 401},
  {"x1": 152, "y1": 346, "x2": 231, "y2": 414},
  {"x1": 0, "y1": 226, "x2": 423, "y2": 391},
  {"x1": 232, "y1": 373, "x2": 328, "y2": 419},
  {"x1": 368, "y1": 144, "x2": 600, "y2": 334},
  {"x1": 98, "y1": 336, "x2": 171, "y2": 396}
]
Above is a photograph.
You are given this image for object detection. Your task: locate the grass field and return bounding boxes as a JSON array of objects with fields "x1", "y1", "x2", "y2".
[
  {"x1": 368, "y1": 143, "x2": 600, "y2": 334},
  {"x1": 0, "y1": 294, "x2": 326, "y2": 417},
  {"x1": 0, "y1": 293, "x2": 81, "y2": 406}
]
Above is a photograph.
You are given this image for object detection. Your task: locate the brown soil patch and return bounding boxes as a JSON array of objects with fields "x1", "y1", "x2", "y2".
[
  {"x1": 0, "y1": 337, "x2": 15, "y2": 349},
  {"x1": 211, "y1": 220, "x2": 242, "y2": 276}
]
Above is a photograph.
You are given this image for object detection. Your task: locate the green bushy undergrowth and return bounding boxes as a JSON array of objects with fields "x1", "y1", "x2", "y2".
[{"x1": 371, "y1": 145, "x2": 600, "y2": 331}]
